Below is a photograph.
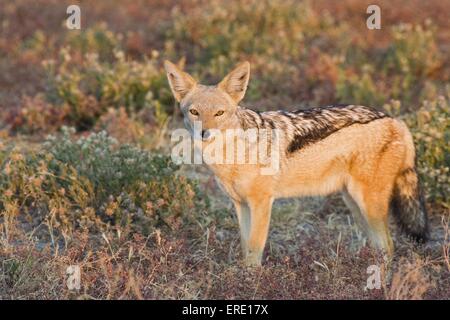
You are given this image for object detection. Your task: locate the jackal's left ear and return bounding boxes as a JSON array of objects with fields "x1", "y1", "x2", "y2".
[
  {"x1": 164, "y1": 60, "x2": 197, "y2": 102},
  {"x1": 218, "y1": 61, "x2": 250, "y2": 103}
]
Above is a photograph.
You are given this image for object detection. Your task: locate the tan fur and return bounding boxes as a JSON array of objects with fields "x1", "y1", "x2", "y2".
[{"x1": 164, "y1": 60, "x2": 421, "y2": 266}]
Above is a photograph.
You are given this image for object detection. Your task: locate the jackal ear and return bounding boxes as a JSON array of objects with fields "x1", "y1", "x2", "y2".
[
  {"x1": 164, "y1": 60, "x2": 197, "y2": 102},
  {"x1": 218, "y1": 61, "x2": 250, "y2": 103}
]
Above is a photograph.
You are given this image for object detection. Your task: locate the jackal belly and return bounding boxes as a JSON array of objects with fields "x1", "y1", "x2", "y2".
[{"x1": 275, "y1": 169, "x2": 347, "y2": 198}]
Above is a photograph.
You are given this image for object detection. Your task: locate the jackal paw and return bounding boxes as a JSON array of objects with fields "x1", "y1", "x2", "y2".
[{"x1": 244, "y1": 251, "x2": 262, "y2": 267}]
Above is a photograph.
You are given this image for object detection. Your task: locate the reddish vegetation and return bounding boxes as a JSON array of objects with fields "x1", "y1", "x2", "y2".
[
  {"x1": 1, "y1": 213, "x2": 448, "y2": 299},
  {"x1": 0, "y1": 0, "x2": 448, "y2": 300}
]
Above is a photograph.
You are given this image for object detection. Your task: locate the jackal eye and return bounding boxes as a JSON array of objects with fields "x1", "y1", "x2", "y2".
[
  {"x1": 189, "y1": 109, "x2": 199, "y2": 116},
  {"x1": 215, "y1": 110, "x2": 225, "y2": 117}
]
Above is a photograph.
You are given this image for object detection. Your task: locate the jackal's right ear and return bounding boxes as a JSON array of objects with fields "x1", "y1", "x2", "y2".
[{"x1": 164, "y1": 60, "x2": 197, "y2": 102}]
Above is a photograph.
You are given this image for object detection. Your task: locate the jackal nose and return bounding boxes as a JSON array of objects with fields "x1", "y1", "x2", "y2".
[{"x1": 201, "y1": 130, "x2": 211, "y2": 140}]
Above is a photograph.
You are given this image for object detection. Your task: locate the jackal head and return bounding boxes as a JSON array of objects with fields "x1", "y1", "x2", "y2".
[{"x1": 164, "y1": 60, "x2": 250, "y2": 140}]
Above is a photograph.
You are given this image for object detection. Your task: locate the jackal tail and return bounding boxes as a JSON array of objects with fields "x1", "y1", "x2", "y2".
[{"x1": 391, "y1": 166, "x2": 429, "y2": 242}]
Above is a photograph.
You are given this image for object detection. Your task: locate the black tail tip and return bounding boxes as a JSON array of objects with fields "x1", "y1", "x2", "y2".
[
  {"x1": 409, "y1": 230, "x2": 429, "y2": 244},
  {"x1": 402, "y1": 220, "x2": 429, "y2": 244}
]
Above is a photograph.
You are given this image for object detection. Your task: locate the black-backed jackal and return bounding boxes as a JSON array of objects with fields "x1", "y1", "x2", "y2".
[{"x1": 164, "y1": 60, "x2": 428, "y2": 266}]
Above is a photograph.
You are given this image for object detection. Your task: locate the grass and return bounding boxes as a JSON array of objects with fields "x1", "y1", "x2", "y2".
[
  {"x1": 0, "y1": 0, "x2": 449, "y2": 299},
  {"x1": 1, "y1": 198, "x2": 448, "y2": 299}
]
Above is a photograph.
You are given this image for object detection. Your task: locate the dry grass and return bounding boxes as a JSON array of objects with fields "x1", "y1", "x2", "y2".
[
  {"x1": 1, "y1": 167, "x2": 448, "y2": 299},
  {"x1": 0, "y1": 0, "x2": 449, "y2": 300}
]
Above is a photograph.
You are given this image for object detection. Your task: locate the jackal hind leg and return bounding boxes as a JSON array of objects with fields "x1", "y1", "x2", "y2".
[
  {"x1": 342, "y1": 189, "x2": 370, "y2": 241},
  {"x1": 347, "y1": 182, "x2": 394, "y2": 258}
]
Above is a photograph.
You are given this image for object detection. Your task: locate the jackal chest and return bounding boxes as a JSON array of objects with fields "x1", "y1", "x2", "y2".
[
  {"x1": 208, "y1": 163, "x2": 276, "y2": 202},
  {"x1": 209, "y1": 164, "x2": 242, "y2": 201}
]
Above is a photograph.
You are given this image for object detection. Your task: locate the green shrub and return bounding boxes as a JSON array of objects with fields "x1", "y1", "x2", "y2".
[
  {"x1": 338, "y1": 22, "x2": 444, "y2": 110},
  {"x1": 336, "y1": 65, "x2": 386, "y2": 107},
  {"x1": 165, "y1": 0, "x2": 347, "y2": 105},
  {"x1": 405, "y1": 95, "x2": 450, "y2": 207},
  {"x1": 65, "y1": 23, "x2": 122, "y2": 61},
  {"x1": 43, "y1": 127, "x2": 178, "y2": 203},
  {"x1": 385, "y1": 94, "x2": 450, "y2": 208},
  {"x1": 43, "y1": 48, "x2": 170, "y2": 130},
  {"x1": 382, "y1": 23, "x2": 443, "y2": 107},
  {"x1": 384, "y1": 23, "x2": 442, "y2": 80},
  {"x1": 0, "y1": 128, "x2": 209, "y2": 239}
]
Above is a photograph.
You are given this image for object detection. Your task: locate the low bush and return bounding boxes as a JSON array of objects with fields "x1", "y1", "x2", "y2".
[
  {"x1": 6, "y1": 94, "x2": 70, "y2": 134},
  {"x1": 384, "y1": 94, "x2": 450, "y2": 208},
  {"x1": 44, "y1": 48, "x2": 170, "y2": 130},
  {"x1": 405, "y1": 95, "x2": 450, "y2": 208},
  {"x1": 0, "y1": 128, "x2": 209, "y2": 240}
]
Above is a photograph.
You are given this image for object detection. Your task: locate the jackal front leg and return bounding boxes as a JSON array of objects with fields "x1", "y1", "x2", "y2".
[
  {"x1": 233, "y1": 200, "x2": 251, "y2": 260},
  {"x1": 246, "y1": 197, "x2": 274, "y2": 266}
]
